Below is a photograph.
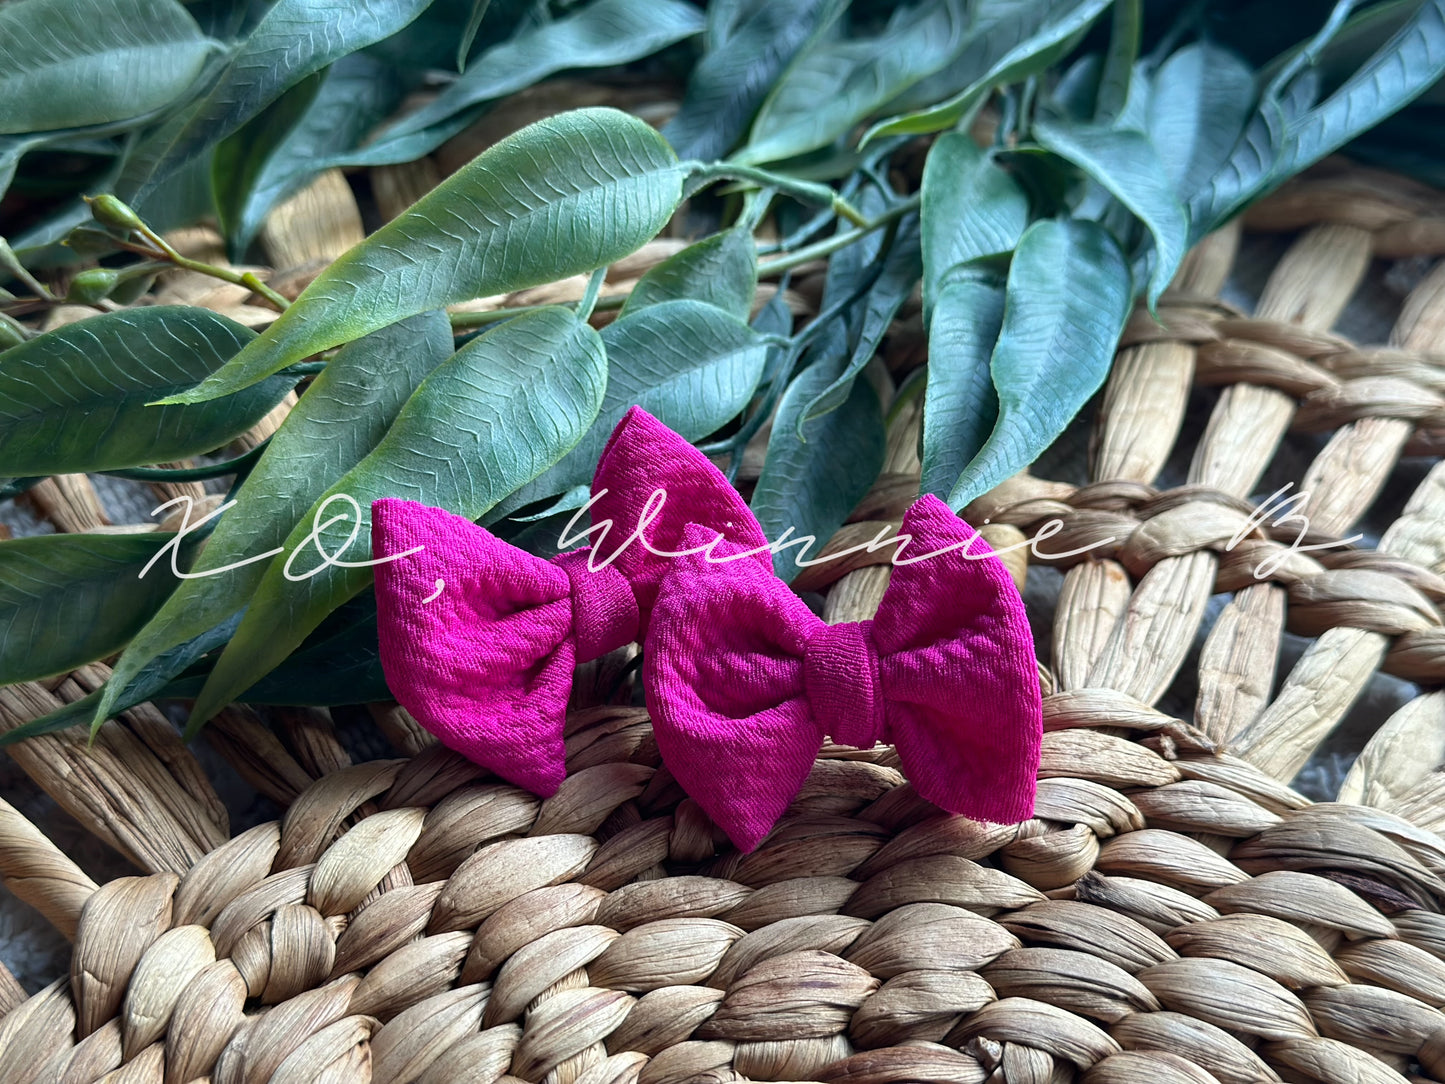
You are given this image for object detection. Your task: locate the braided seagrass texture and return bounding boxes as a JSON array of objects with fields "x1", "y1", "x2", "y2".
[{"x1": 0, "y1": 161, "x2": 1443, "y2": 1083}]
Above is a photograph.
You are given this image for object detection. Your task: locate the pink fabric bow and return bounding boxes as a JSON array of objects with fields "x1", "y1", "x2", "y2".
[
  {"x1": 371, "y1": 406, "x2": 768, "y2": 795},
  {"x1": 645, "y1": 494, "x2": 1042, "y2": 852}
]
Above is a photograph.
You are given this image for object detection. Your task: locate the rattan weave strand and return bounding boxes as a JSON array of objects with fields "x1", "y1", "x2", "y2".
[{"x1": 1, "y1": 161, "x2": 1444, "y2": 1083}]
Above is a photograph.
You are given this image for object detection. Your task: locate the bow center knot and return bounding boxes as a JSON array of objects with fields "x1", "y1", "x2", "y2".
[
  {"x1": 555, "y1": 550, "x2": 640, "y2": 661},
  {"x1": 803, "y1": 620, "x2": 886, "y2": 749}
]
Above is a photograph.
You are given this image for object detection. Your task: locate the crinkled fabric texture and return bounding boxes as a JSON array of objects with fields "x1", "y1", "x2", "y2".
[
  {"x1": 646, "y1": 494, "x2": 1043, "y2": 852},
  {"x1": 371, "y1": 406, "x2": 769, "y2": 795},
  {"x1": 373, "y1": 498, "x2": 585, "y2": 794}
]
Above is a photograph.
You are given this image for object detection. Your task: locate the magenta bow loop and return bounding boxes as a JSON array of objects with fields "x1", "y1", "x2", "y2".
[
  {"x1": 645, "y1": 494, "x2": 1043, "y2": 852},
  {"x1": 371, "y1": 406, "x2": 769, "y2": 797}
]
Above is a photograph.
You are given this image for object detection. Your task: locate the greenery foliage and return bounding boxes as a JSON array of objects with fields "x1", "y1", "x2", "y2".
[{"x1": 1, "y1": 0, "x2": 1442, "y2": 741}]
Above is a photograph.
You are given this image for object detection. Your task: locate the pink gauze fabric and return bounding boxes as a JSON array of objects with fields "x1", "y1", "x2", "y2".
[
  {"x1": 370, "y1": 405, "x2": 769, "y2": 796},
  {"x1": 645, "y1": 494, "x2": 1042, "y2": 852}
]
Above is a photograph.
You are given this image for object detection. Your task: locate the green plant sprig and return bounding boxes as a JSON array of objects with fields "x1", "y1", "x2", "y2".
[{"x1": 83, "y1": 195, "x2": 292, "y2": 312}]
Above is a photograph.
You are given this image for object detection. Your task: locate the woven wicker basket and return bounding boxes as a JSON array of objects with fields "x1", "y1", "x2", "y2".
[{"x1": 1, "y1": 159, "x2": 1445, "y2": 1084}]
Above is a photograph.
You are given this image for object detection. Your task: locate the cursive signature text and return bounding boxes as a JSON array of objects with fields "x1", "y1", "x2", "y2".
[{"x1": 139, "y1": 494, "x2": 423, "y2": 582}]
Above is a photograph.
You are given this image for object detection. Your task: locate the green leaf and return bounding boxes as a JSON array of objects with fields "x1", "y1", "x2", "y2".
[
  {"x1": 227, "y1": 598, "x2": 389, "y2": 706},
  {"x1": 664, "y1": 0, "x2": 841, "y2": 161},
  {"x1": 736, "y1": 0, "x2": 973, "y2": 165},
  {"x1": 457, "y1": 0, "x2": 495, "y2": 70},
  {"x1": 0, "y1": 0, "x2": 216, "y2": 136},
  {"x1": 183, "y1": 306, "x2": 608, "y2": 731},
  {"x1": 0, "y1": 308, "x2": 291, "y2": 476},
  {"x1": 920, "y1": 133, "x2": 1030, "y2": 320},
  {"x1": 1095, "y1": 0, "x2": 1140, "y2": 123},
  {"x1": 863, "y1": 0, "x2": 1115, "y2": 142},
  {"x1": 0, "y1": 532, "x2": 195, "y2": 685},
  {"x1": 945, "y1": 217, "x2": 1133, "y2": 508},
  {"x1": 0, "y1": 102, "x2": 183, "y2": 204},
  {"x1": 211, "y1": 71, "x2": 326, "y2": 255},
  {"x1": 1264, "y1": 0, "x2": 1445, "y2": 107},
  {"x1": 6, "y1": 595, "x2": 383, "y2": 746},
  {"x1": 357, "y1": 0, "x2": 705, "y2": 162},
  {"x1": 1146, "y1": 43, "x2": 1256, "y2": 197},
  {"x1": 921, "y1": 268, "x2": 1007, "y2": 503},
  {"x1": 751, "y1": 323, "x2": 887, "y2": 582},
  {"x1": 165, "y1": 107, "x2": 686, "y2": 405},
  {"x1": 493, "y1": 298, "x2": 769, "y2": 519},
  {"x1": 706, "y1": 0, "x2": 766, "y2": 48},
  {"x1": 1, "y1": 612, "x2": 240, "y2": 746},
  {"x1": 213, "y1": 54, "x2": 405, "y2": 260},
  {"x1": 801, "y1": 210, "x2": 922, "y2": 424},
  {"x1": 1277, "y1": 0, "x2": 1445, "y2": 178},
  {"x1": 621, "y1": 228, "x2": 758, "y2": 320},
  {"x1": 92, "y1": 310, "x2": 452, "y2": 730},
  {"x1": 1190, "y1": 0, "x2": 1445, "y2": 236},
  {"x1": 1032, "y1": 117, "x2": 1187, "y2": 305},
  {"x1": 121, "y1": 0, "x2": 433, "y2": 202}
]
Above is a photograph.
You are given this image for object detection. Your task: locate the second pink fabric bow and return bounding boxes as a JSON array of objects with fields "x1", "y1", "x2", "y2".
[{"x1": 645, "y1": 495, "x2": 1042, "y2": 852}]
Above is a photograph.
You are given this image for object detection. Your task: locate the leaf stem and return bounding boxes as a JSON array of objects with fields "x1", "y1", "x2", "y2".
[
  {"x1": 1263, "y1": 0, "x2": 1359, "y2": 106},
  {"x1": 152, "y1": 238, "x2": 292, "y2": 312},
  {"x1": 576, "y1": 266, "x2": 606, "y2": 321},
  {"x1": 1016, "y1": 76, "x2": 1039, "y2": 143},
  {"x1": 758, "y1": 193, "x2": 921, "y2": 276},
  {"x1": 80, "y1": 196, "x2": 293, "y2": 313},
  {"x1": 689, "y1": 162, "x2": 869, "y2": 226}
]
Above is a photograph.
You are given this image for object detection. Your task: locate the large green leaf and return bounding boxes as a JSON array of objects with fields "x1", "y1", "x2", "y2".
[
  {"x1": 1190, "y1": 0, "x2": 1445, "y2": 237},
  {"x1": 663, "y1": 0, "x2": 840, "y2": 161},
  {"x1": 921, "y1": 268, "x2": 1007, "y2": 504},
  {"x1": 1146, "y1": 43, "x2": 1256, "y2": 198},
  {"x1": 92, "y1": 310, "x2": 453, "y2": 730},
  {"x1": 0, "y1": 308, "x2": 290, "y2": 476},
  {"x1": 0, "y1": 532, "x2": 194, "y2": 685},
  {"x1": 945, "y1": 218, "x2": 1133, "y2": 509},
  {"x1": 121, "y1": 0, "x2": 433, "y2": 202},
  {"x1": 736, "y1": 0, "x2": 972, "y2": 165},
  {"x1": 349, "y1": 0, "x2": 705, "y2": 166},
  {"x1": 214, "y1": 54, "x2": 405, "y2": 260},
  {"x1": 751, "y1": 323, "x2": 887, "y2": 583},
  {"x1": 620, "y1": 228, "x2": 758, "y2": 320},
  {"x1": 863, "y1": 0, "x2": 1115, "y2": 142},
  {"x1": 0, "y1": 0, "x2": 215, "y2": 136},
  {"x1": 165, "y1": 108, "x2": 686, "y2": 405},
  {"x1": 1032, "y1": 118, "x2": 1187, "y2": 305},
  {"x1": 920, "y1": 133, "x2": 1029, "y2": 319},
  {"x1": 493, "y1": 298, "x2": 770, "y2": 519},
  {"x1": 183, "y1": 306, "x2": 608, "y2": 730}
]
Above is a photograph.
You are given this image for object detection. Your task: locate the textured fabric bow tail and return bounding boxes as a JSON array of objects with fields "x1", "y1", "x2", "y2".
[
  {"x1": 371, "y1": 406, "x2": 769, "y2": 796},
  {"x1": 645, "y1": 494, "x2": 1042, "y2": 852}
]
